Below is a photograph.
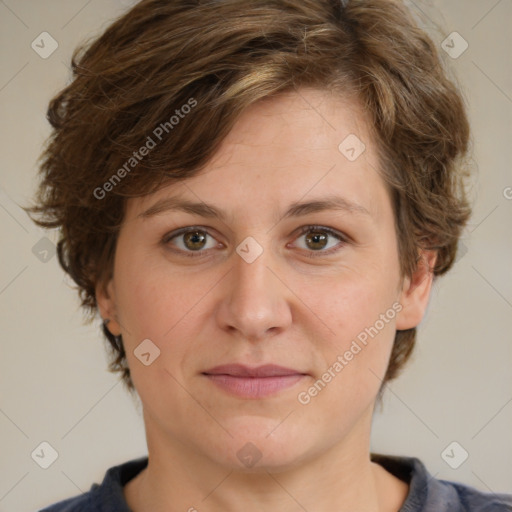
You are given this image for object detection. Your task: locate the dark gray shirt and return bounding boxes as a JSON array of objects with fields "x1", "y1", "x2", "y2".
[{"x1": 39, "y1": 454, "x2": 512, "y2": 511}]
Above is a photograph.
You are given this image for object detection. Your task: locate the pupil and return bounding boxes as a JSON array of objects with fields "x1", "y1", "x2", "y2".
[
  {"x1": 185, "y1": 231, "x2": 206, "y2": 250},
  {"x1": 307, "y1": 231, "x2": 327, "y2": 250}
]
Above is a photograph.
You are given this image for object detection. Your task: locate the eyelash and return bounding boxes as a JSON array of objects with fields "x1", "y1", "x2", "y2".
[{"x1": 161, "y1": 225, "x2": 348, "y2": 259}]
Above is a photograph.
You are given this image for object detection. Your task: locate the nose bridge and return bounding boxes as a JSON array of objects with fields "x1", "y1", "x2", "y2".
[
  {"x1": 217, "y1": 241, "x2": 291, "y2": 340},
  {"x1": 235, "y1": 246, "x2": 274, "y2": 300}
]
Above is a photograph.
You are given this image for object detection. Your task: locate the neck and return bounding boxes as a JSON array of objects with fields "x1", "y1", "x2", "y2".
[{"x1": 124, "y1": 405, "x2": 407, "y2": 512}]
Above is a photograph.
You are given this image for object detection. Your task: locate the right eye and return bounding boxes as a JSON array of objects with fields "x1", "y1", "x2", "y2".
[{"x1": 162, "y1": 226, "x2": 222, "y2": 258}]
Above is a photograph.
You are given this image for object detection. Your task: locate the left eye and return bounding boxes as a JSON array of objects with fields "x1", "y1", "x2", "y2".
[
  {"x1": 291, "y1": 226, "x2": 346, "y2": 255},
  {"x1": 162, "y1": 225, "x2": 346, "y2": 258}
]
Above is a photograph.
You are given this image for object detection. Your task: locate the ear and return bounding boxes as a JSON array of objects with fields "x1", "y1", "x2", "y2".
[
  {"x1": 95, "y1": 278, "x2": 122, "y2": 337},
  {"x1": 395, "y1": 250, "x2": 437, "y2": 330}
]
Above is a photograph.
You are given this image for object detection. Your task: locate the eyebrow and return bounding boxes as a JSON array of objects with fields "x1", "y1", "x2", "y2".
[{"x1": 137, "y1": 194, "x2": 371, "y2": 221}]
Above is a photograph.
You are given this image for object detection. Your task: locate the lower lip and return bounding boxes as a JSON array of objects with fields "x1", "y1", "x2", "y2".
[{"x1": 203, "y1": 374, "x2": 305, "y2": 398}]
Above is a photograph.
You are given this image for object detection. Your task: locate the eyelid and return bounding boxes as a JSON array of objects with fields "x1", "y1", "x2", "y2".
[
  {"x1": 161, "y1": 225, "x2": 218, "y2": 244},
  {"x1": 293, "y1": 225, "x2": 347, "y2": 242}
]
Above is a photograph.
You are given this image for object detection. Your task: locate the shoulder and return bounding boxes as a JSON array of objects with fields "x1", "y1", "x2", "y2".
[
  {"x1": 39, "y1": 492, "x2": 92, "y2": 512},
  {"x1": 371, "y1": 453, "x2": 512, "y2": 512},
  {"x1": 434, "y1": 478, "x2": 512, "y2": 512},
  {"x1": 38, "y1": 457, "x2": 148, "y2": 512}
]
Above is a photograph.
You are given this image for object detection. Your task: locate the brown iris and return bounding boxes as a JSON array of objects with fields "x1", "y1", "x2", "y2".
[
  {"x1": 305, "y1": 230, "x2": 328, "y2": 251},
  {"x1": 183, "y1": 230, "x2": 207, "y2": 250}
]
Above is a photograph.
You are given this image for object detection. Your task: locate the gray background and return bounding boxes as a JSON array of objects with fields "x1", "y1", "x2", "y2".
[{"x1": 0, "y1": 1, "x2": 511, "y2": 510}]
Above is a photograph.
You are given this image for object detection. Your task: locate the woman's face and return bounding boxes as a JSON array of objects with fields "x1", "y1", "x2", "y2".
[{"x1": 98, "y1": 88, "x2": 432, "y2": 471}]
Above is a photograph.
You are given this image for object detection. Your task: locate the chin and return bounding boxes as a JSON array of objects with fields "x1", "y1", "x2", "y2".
[{"x1": 211, "y1": 418, "x2": 313, "y2": 473}]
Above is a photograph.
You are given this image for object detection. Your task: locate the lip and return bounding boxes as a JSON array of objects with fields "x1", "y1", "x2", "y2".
[
  {"x1": 203, "y1": 364, "x2": 305, "y2": 377},
  {"x1": 202, "y1": 364, "x2": 308, "y2": 399}
]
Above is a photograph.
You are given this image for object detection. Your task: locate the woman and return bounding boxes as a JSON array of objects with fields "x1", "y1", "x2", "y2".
[{"x1": 27, "y1": 0, "x2": 512, "y2": 510}]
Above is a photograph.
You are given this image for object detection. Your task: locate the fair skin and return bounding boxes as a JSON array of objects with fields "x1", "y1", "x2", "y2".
[{"x1": 97, "y1": 88, "x2": 436, "y2": 512}]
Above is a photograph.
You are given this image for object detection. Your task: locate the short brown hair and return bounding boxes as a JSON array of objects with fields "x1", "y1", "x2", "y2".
[{"x1": 25, "y1": 0, "x2": 472, "y2": 392}]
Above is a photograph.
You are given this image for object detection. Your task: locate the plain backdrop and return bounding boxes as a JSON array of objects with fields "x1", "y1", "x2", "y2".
[{"x1": 0, "y1": 1, "x2": 511, "y2": 511}]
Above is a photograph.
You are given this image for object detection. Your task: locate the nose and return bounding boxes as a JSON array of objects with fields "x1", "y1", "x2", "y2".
[{"x1": 215, "y1": 244, "x2": 293, "y2": 343}]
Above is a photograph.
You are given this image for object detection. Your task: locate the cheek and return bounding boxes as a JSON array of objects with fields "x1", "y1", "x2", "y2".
[
  {"x1": 113, "y1": 251, "x2": 222, "y2": 393},
  {"x1": 113, "y1": 246, "x2": 207, "y2": 340},
  {"x1": 296, "y1": 266, "x2": 399, "y2": 397},
  {"x1": 300, "y1": 263, "x2": 399, "y2": 341}
]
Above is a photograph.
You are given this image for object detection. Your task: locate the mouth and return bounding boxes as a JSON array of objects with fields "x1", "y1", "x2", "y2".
[{"x1": 202, "y1": 364, "x2": 308, "y2": 399}]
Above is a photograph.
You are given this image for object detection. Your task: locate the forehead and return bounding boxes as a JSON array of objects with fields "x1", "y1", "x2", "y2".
[
  {"x1": 125, "y1": 88, "x2": 386, "y2": 222},
  {"x1": 218, "y1": 88, "x2": 370, "y2": 155}
]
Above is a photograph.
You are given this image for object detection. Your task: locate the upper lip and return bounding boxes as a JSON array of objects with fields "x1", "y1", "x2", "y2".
[{"x1": 203, "y1": 364, "x2": 306, "y2": 378}]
